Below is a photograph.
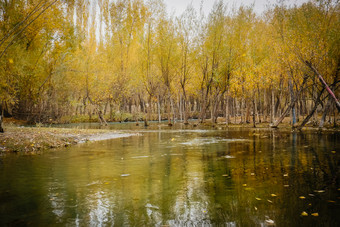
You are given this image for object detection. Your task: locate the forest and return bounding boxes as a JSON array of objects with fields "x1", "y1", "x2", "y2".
[{"x1": 0, "y1": 0, "x2": 339, "y2": 129}]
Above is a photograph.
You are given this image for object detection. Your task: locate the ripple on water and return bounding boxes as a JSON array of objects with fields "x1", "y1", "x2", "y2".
[{"x1": 181, "y1": 138, "x2": 249, "y2": 146}]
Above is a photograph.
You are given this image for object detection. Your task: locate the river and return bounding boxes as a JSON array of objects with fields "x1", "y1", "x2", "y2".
[{"x1": 0, "y1": 123, "x2": 339, "y2": 226}]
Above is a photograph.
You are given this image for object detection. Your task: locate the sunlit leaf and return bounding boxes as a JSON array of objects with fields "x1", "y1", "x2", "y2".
[
  {"x1": 255, "y1": 197, "x2": 261, "y2": 201},
  {"x1": 311, "y1": 213, "x2": 319, "y2": 217},
  {"x1": 301, "y1": 211, "x2": 308, "y2": 216},
  {"x1": 299, "y1": 196, "x2": 306, "y2": 199}
]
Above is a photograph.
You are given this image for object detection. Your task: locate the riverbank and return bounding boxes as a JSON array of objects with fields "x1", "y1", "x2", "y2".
[{"x1": 0, "y1": 126, "x2": 135, "y2": 154}]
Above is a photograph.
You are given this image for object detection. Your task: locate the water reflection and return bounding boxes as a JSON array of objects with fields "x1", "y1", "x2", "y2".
[{"x1": 0, "y1": 128, "x2": 339, "y2": 226}]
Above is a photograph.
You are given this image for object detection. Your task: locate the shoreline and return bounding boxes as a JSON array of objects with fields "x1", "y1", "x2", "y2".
[{"x1": 0, "y1": 126, "x2": 136, "y2": 154}]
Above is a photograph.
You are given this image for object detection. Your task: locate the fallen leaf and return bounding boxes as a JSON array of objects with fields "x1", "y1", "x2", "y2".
[
  {"x1": 284, "y1": 185, "x2": 290, "y2": 187},
  {"x1": 299, "y1": 196, "x2": 306, "y2": 199},
  {"x1": 331, "y1": 151, "x2": 336, "y2": 154},
  {"x1": 314, "y1": 190, "x2": 325, "y2": 193},
  {"x1": 271, "y1": 194, "x2": 277, "y2": 197},
  {"x1": 311, "y1": 213, "x2": 319, "y2": 217},
  {"x1": 171, "y1": 138, "x2": 175, "y2": 141},
  {"x1": 283, "y1": 173, "x2": 288, "y2": 177},
  {"x1": 265, "y1": 219, "x2": 275, "y2": 225},
  {"x1": 267, "y1": 199, "x2": 273, "y2": 203},
  {"x1": 254, "y1": 206, "x2": 257, "y2": 210},
  {"x1": 243, "y1": 184, "x2": 247, "y2": 187},
  {"x1": 328, "y1": 200, "x2": 335, "y2": 203},
  {"x1": 301, "y1": 211, "x2": 308, "y2": 216},
  {"x1": 255, "y1": 197, "x2": 262, "y2": 201}
]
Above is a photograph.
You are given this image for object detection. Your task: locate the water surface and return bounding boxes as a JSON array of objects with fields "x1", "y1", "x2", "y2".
[{"x1": 0, "y1": 124, "x2": 339, "y2": 226}]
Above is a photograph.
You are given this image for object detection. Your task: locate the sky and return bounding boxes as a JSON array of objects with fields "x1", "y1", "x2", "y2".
[{"x1": 164, "y1": 0, "x2": 311, "y2": 16}]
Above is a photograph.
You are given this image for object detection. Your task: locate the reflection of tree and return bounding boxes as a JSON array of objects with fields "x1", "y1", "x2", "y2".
[{"x1": 1, "y1": 130, "x2": 338, "y2": 226}]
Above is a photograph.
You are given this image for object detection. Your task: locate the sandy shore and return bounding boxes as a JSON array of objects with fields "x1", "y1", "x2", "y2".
[{"x1": 0, "y1": 126, "x2": 136, "y2": 154}]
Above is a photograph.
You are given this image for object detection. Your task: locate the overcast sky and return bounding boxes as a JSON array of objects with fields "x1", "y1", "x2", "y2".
[{"x1": 164, "y1": 0, "x2": 311, "y2": 16}]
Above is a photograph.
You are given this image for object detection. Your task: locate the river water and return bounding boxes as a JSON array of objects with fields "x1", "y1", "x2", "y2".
[{"x1": 0, "y1": 123, "x2": 339, "y2": 226}]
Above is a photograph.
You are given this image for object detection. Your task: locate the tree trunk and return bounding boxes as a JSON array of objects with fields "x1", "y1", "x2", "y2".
[
  {"x1": 0, "y1": 115, "x2": 4, "y2": 133},
  {"x1": 157, "y1": 96, "x2": 161, "y2": 123},
  {"x1": 98, "y1": 110, "x2": 107, "y2": 126},
  {"x1": 297, "y1": 88, "x2": 324, "y2": 130},
  {"x1": 253, "y1": 97, "x2": 256, "y2": 128},
  {"x1": 289, "y1": 79, "x2": 296, "y2": 126},
  {"x1": 305, "y1": 61, "x2": 340, "y2": 112},
  {"x1": 271, "y1": 75, "x2": 308, "y2": 128},
  {"x1": 225, "y1": 92, "x2": 229, "y2": 125},
  {"x1": 319, "y1": 97, "x2": 332, "y2": 128}
]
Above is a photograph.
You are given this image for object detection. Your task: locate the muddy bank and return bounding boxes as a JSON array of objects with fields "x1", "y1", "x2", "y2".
[{"x1": 0, "y1": 126, "x2": 136, "y2": 154}]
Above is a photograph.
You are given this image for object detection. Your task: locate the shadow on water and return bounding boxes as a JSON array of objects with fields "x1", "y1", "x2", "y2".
[{"x1": 0, "y1": 123, "x2": 339, "y2": 226}]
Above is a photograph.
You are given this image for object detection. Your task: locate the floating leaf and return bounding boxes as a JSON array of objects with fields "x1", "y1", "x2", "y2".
[
  {"x1": 254, "y1": 206, "x2": 257, "y2": 210},
  {"x1": 242, "y1": 184, "x2": 247, "y2": 187},
  {"x1": 328, "y1": 200, "x2": 335, "y2": 203},
  {"x1": 251, "y1": 173, "x2": 255, "y2": 176},
  {"x1": 283, "y1": 173, "x2": 288, "y2": 177},
  {"x1": 265, "y1": 219, "x2": 275, "y2": 225},
  {"x1": 284, "y1": 185, "x2": 290, "y2": 187},
  {"x1": 331, "y1": 151, "x2": 336, "y2": 154},
  {"x1": 255, "y1": 197, "x2": 261, "y2": 201},
  {"x1": 267, "y1": 199, "x2": 273, "y2": 203},
  {"x1": 271, "y1": 194, "x2": 277, "y2": 197},
  {"x1": 222, "y1": 174, "x2": 229, "y2": 177},
  {"x1": 311, "y1": 213, "x2": 319, "y2": 217},
  {"x1": 8, "y1": 59, "x2": 13, "y2": 64},
  {"x1": 314, "y1": 190, "x2": 325, "y2": 193},
  {"x1": 171, "y1": 138, "x2": 175, "y2": 141},
  {"x1": 301, "y1": 211, "x2": 308, "y2": 216},
  {"x1": 308, "y1": 194, "x2": 315, "y2": 197},
  {"x1": 299, "y1": 196, "x2": 306, "y2": 199}
]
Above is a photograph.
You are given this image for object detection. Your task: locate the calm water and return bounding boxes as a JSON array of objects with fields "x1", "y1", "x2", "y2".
[{"x1": 0, "y1": 123, "x2": 339, "y2": 226}]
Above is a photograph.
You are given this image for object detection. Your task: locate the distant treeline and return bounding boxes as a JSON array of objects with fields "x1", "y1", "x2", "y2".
[{"x1": 0, "y1": 0, "x2": 339, "y2": 128}]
